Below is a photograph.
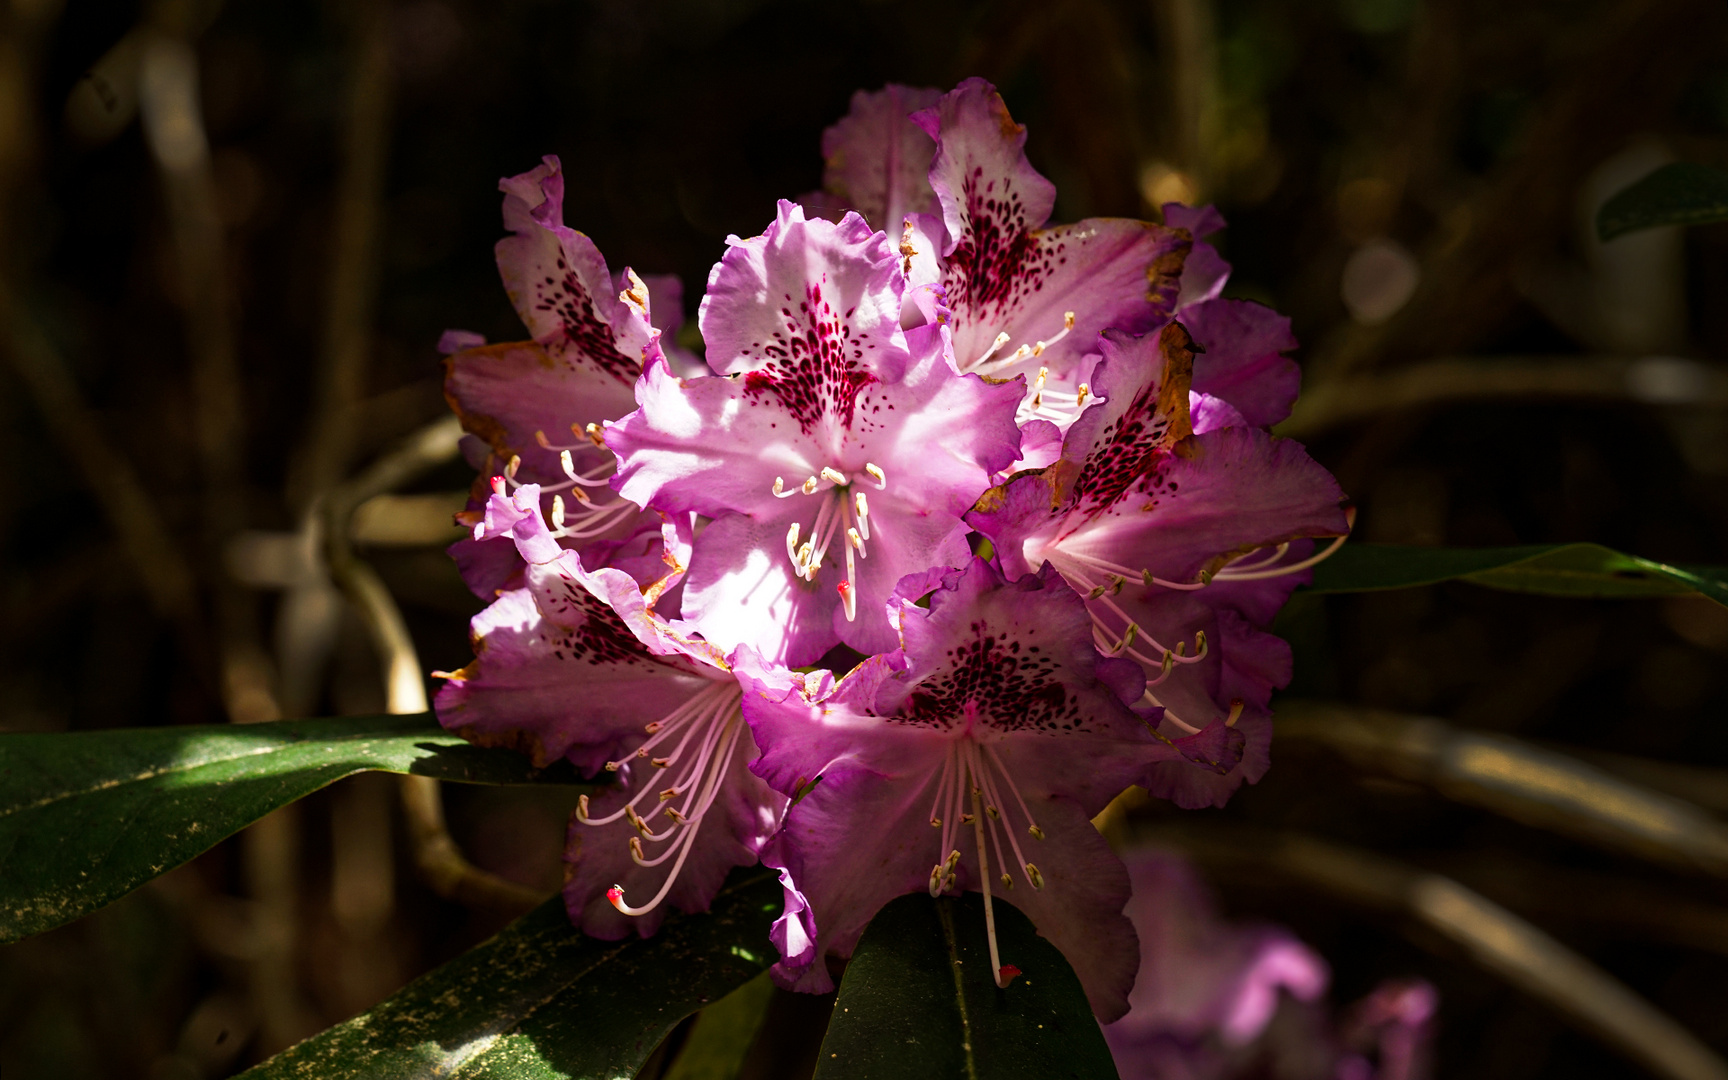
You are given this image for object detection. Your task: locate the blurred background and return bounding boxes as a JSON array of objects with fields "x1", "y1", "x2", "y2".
[{"x1": 2, "y1": 0, "x2": 1728, "y2": 1076}]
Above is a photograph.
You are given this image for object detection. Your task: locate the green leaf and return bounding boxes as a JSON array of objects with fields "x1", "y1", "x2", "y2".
[
  {"x1": 816, "y1": 893, "x2": 1118, "y2": 1080},
  {"x1": 662, "y1": 971, "x2": 775, "y2": 1080},
  {"x1": 241, "y1": 869, "x2": 780, "y2": 1080},
  {"x1": 1304, "y1": 542, "x2": 1728, "y2": 607},
  {"x1": 1596, "y1": 162, "x2": 1728, "y2": 240},
  {"x1": 0, "y1": 712, "x2": 588, "y2": 943}
]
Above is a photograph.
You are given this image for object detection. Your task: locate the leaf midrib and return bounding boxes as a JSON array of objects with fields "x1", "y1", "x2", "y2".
[
  {"x1": 0, "y1": 720, "x2": 446, "y2": 820},
  {"x1": 937, "y1": 900, "x2": 980, "y2": 1080}
]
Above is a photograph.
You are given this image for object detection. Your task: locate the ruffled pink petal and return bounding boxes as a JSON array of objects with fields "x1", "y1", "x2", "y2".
[
  {"x1": 495, "y1": 156, "x2": 652, "y2": 380},
  {"x1": 699, "y1": 201, "x2": 908, "y2": 388},
  {"x1": 820, "y1": 84, "x2": 944, "y2": 232},
  {"x1": 1183, "y1": 298, "x2": 1302, "y2": 428},
  {"x1": 914, "y1": 80, "x2": 1189, "y2": 378},
  {"x1": 433, "y1": 586, "x2": 716, "y2": 775}
]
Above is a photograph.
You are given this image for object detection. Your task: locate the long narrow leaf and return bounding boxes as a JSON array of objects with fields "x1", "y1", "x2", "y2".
[
  {"x1": 1596, "y1": 161, "x2": 1728, "y2": 240},
  {"x1": 815, "y1": 893, "x2": 1118, "y2": 1080},
  {"x1": 1304, "y1": 542, "x2": 1728, "y2": 607},
  {"x1": 241, "y1": 869, "x2": 780, "y2": 1079},
  {"x1": 0, "y1": 712, "x2": 585, "y2": 942}
]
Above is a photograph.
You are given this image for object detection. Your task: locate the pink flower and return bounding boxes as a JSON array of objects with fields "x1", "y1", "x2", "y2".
[
  {"x1": 607, "y1": 201, "x2": 1023, "y2": 664},
  {"x1": 1105, "y1": 849, "x2": 1437, "y2": 1080},
  {"x1": 968, "y1": 325, "x2": 1351, "y2": 807},
  {"x1": 442, "y1": 156, "x2": 686, "y2": 602},
  {"x1": 434, "y1": 482, "x2": 783, "y2": 938},
  {"x1": 737, "y1": 560, "x2": 1243, "y2": 1020}
]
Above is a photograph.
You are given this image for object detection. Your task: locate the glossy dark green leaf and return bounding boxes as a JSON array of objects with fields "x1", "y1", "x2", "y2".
[
  {"x1": 0, "y1": 712, "x2": 588, "y2": 943},
  {"x1": 1596, "y1": 162, "x2": 1728, "y2": 240},
  {"x1": 816, "y1": 893, "x2": 1118, "y2": 1080},
  {"x1": 241, "y1": 869, "x2": 780, "y2": 1079},
  {"x1": 1305, "y1": 542, "x2": 1728, "y2": 608},
  {"x1": 663, "y1": 971, "x2": 775, "y2": 1080}
]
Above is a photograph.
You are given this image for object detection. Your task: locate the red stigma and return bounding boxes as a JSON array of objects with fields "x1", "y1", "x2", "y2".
[
  {"x1": 490, "y1": 475, "x2": 508, "y2": 495},
  {"x1": 998, "y1": 964, "x2": 1023, "y2": 985},
  {"x1": 837, "y1": 581, "x2": 852, "y2": 598},
  {"x1": 606, "y1": 884, "x2": 626, "y2": 910}
]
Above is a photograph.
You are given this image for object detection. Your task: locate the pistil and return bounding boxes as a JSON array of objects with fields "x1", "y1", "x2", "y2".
[{"x1": 769, "y1": 462, "x2": 887, "y2": 622}]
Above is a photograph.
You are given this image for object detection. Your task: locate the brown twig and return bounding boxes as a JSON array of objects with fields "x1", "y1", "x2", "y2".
[
  {"x1": 1278, "y1": 354, "x2": 1728, "y2": 440},
  {"x1": 1151, "y1": 826, "x2": 1728, "y2": 1080},
  {"x1": 289, "y1": 0, "x2": 396, "y2": 512},
  {"x1": 1275, "y1": 700, "x2": 1728, "y2": 876},
  {"x1": 0, "y1": 280, "x2": 200, "y2": 623},
  {"x1": 323, "y1": 417, "x2": 545, "y2": 914}
]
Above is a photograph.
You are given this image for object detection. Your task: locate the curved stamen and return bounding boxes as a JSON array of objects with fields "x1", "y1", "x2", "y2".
[{"x1": 1214, "y1": 530, "x2": 1350, "y2": 581}]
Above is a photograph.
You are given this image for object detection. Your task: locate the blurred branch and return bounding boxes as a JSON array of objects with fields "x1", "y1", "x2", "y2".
[
  {"x1": 289, "y1": 0, "x2": 395, "y2": 511},
  {"x1": 1151, "y1": 0, "x2": 1217, "y2": 198},
  {"x1": 1280, "y1": 355, "x2": 1728, "y2": 439},
  {"x1": 323, "y1": 417, "x2": 544, "y2": 914},
  {"x1": 0, "y1": 281, "x2": 200, "y2": 623},
  {"x1": 1276, "y1": 700, "x2": 1728, "y2": 876},
  {"x1": 139, "y1": 20, "x2": 281, "y2": 727},
  {"x1": 1153, "y1": 827, "x2": 1728, "y2": 1080}
]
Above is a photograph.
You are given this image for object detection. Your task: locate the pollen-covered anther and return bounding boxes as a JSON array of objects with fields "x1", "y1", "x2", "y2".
[
  {"x1": 577, "y1": 794, "x2": 591, "y2": 818},
  {"x1": 628, "y1": 836, "x2": 645, "y2": 861},
  {"x1": 1074, "y1": 383, "x2": 1090, "y2": 409},
  {"x1": 663, "y1": 806, "x2": 687, "y2": 823},
  {"x1": 505, "y1": 454, "x2": 522, "y2": 482},
  {"x1": 1000, "y1": 873, "x2": 1013, "y2": 889},
  {"x1": 659, "y1": 787, "x2": 678, "y2": 801},
  {"x1": 773, "y1": 476, "x2": 793, "y2": 498},
  {"x1": 584, "y1": 422, "x2": 606, "y2": 449},
  {"x1": 800, "y1": 475, "x2": 820, "y2": 495},
  {"x1": 820, "y1": 466, "x2": 849, "y2": 486},
  {"x1": 986, "y1": 804, "x2": 1000, "y2": 820},
  {"x1": 864, "y1": 462, "x2": 887, "y2": 489},
  {"x1": 1026, "y1": 863, "x2": 1045, "y2": 889},
  {"x1": 1027, "y1": 824, "x2": 1045, "y2": 841},
  {"x1": 644, "y1": 720, "x2": 663, "y2": 734},
  {"x1": 847, "y1": 528, "x2": 865, "y2": 553},
  {"x1": 651, "y1": 756, "x2": 672, "y2": 768}
]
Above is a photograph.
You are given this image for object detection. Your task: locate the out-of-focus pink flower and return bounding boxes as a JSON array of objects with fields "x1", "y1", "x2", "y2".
[{"x1": 1105, "y1": 849, "x2": 1437, "y2": 1080}]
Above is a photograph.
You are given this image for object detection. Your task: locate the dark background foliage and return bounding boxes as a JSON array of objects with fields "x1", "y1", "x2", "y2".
[{"x1": 2, "y1": 0, "x2": 1727, "y2": 1076}]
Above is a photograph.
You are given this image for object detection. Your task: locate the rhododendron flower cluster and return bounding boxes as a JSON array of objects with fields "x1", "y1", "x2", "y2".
[{"x1": 434, "y1": 77, "x2": 1349, "y2": 1021}]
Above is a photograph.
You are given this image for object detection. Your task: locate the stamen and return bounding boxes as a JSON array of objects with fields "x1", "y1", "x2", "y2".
[
  {"x1": 854, "y1": 492, "x2": 871, "y2": 541},
  {"x1": 820, "y1": 466, "x2": 849, "y2": 486},
  {"x1": 551, "y1": 495, "x2": 566, "y2": 530},
  {"x1": 864, "y1": 463, "x2": 887, "y2": 489},
  {"x1": 786, "y1": 522, "x2": 802, "y2": 565},
  {"x1": 975, "y1": 331, "x2": 1013, "y2": 367},
  {"x1": 584, "y1": 423, "x2": 606, "y2": 448},
  {"x1": 1025, "y1": 864, "x2": 1044, "y2": 889},
  {"x1": 1074, "y1": 383, "x2": 1090, "y2": 409},
  {"x1": 800, "y1": 475, "x2": 820, "y2": 495},
  {"x1": 505, "y1": 454, "x2": 522, "y2": 481},
  {"x1": 773, "y1": 476, "x2": 795, "y2": 498}
]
